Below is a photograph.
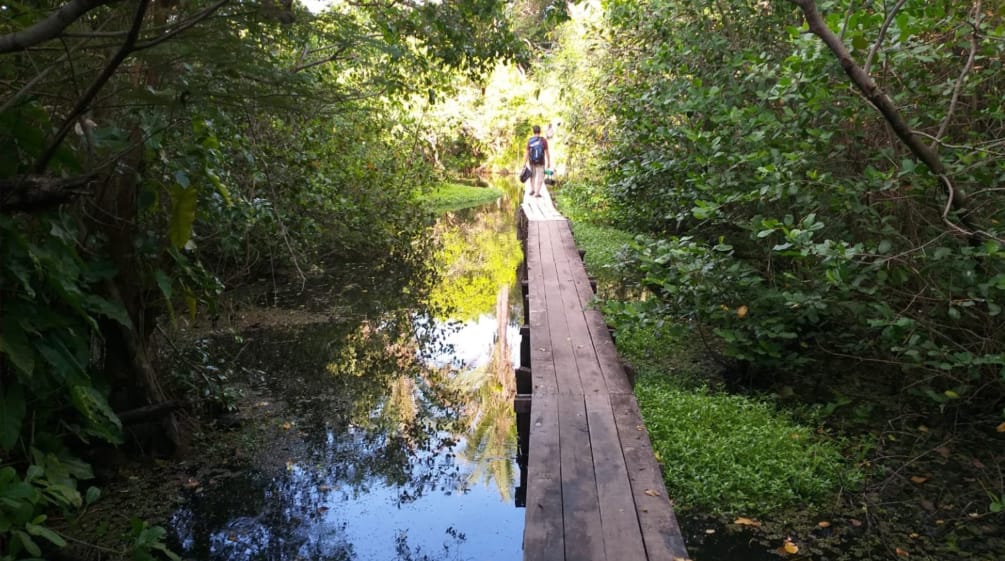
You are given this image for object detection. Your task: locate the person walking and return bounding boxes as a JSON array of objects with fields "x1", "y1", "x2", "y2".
[{"x1": 525, "y1": 125, "x2": 550, "y2": 198}]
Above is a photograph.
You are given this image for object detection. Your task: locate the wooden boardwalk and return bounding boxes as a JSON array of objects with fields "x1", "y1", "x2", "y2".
[{"x1": 516, "y1": 186, "x2": 689, "y2": 561}]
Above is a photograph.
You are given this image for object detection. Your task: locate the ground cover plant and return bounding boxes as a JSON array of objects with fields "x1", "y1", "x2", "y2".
[{"x1": 422, "y1": 182, "x2": 503, "y2": 214}]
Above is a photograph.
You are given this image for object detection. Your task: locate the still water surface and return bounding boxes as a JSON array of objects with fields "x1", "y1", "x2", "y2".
[{"x1": 169, "y1": 180, "x2": 526, "y2": 561}]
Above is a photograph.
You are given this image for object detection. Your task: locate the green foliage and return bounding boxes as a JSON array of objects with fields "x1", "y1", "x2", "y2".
[
  {"x1": 2, "y1": 0, "x2": 522, "y2": 557},
  {"x1": 429, "y1": 205, "x2": 521, "y2": 321},
  {"x1": 0, "y1": 453, "x2": 99, "y2": 561},
  {"x1": 422, "y1": 182, "x2": 503, "y2": 214},
  {"x1": 563, "y1": 0, "x2": 1005, "y2": 403},
  {"x1": 636, "y1": 378, "x2": 859, "y2": 515},
  {"x1": 126, "y1": 519, "x2": 180, "y2": 561},
  {"x1": 565, "y1": 214, "x2": 635, "y2": 285}
]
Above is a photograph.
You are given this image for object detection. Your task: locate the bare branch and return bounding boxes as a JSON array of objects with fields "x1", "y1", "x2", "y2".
[
  {"x1": 290, "y1": 44, "x2": 350, "y2": 72},
  {"x1": 34, "y1": 0, "x2": 151, "y2": 172},
  {"x1": 790, "y1": 0, "x2": 982, "y2": 241},
  {"x1": 863, "y1": 0, "x2": 908, "y2": 75},
  {"x1": 933, "y1": 0, "x2": 982, "y2": 149},
  {"x1": 132, "y1": 0, "x2": 229, "y2": 52},
  {"x1": 0, "y1": 0, "x2": 119, "y2": 54}
]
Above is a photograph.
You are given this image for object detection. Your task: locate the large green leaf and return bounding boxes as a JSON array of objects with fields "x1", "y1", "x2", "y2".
[
  {"x1": 81, "y1": 294, "x2": 132, "y2": 328},
  {"x1": 0, "y1": 384, "x2": 26, "y2": 450},
  {"x1": 69, "y1": 386, "x2": 123, "y2": 445},
  {"x1": 0, "y1": 317, "x2": 34, "y2": 376},
  {"x1": 168, "y1": 185, "x2": 198, "y2": 249}
]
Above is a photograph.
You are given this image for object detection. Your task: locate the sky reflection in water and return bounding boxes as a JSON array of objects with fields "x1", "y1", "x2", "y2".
[{"x1": 169, "y1": 186, "x2": 525, "y2": 561}]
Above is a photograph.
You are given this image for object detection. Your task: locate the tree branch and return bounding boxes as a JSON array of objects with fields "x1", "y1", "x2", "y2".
[
  {"x1": 863, "y1": 0, "x2": 908, "y2": 75},
  {"x1": 290, "y1": 44, "x2": 350, "y2": 72},
  {"x1": 132, "y1": 0, "x2": 229, "y2": 52},
  {"x1": 34, "y1": 0, "x2": 150, "y2": 172},
  {"x1": 0, "y1": 174, "x2": 98, "y2": 213},
  {"x1": 0, "y1": 0, "x2": 119, "y2": 54},
  {"x1": 933, "y1": 0, "x2": 982, "y2": 149},
  {"x1": 790, "y1": 0, "x2": 981, "y2": 240}
]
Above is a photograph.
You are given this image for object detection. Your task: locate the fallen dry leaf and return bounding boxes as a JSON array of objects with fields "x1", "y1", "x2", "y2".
[
  {"x1": 672, "y1": 557, "x2": 693, "y2": 561},
  {"x1": 783, "y1": 537, "x2": 799, "y2": 554},
  {"x1": 934, "y1": 446, "x2": 951, "y2": 458},
  {"x1": 644, "y1": 489, "x2": 661, "y2": 497},
  {"x1": 997, "y1": 421, "x2": 1005, "y2": 433},
  {"x1": 734, "y1": 517, "x2": 761, "y2": 527},
  {"x1": 817, "y1": 520, "x2": 831, "y2": 528},
  {"x1": 910, "y1": 475, "x2": 929, "y2": 484},
  {"x1": 909, "y1": 532, "x2": 919, "y2": 539},
  {"x1": 737, "y1": 305, "x2": 749, "y2": 318},
  {"x1": 849, "y1": 518, "x2": 863, "y2": 527},
  {"x1": 896, "y1": 547, "x2": 909, "y2": 557},
  {"x1": 704, "y1": 529, "x2": 716, "y2": 535}
]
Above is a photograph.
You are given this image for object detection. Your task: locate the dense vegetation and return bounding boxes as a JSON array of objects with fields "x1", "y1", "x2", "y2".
[
  {"x1": 4, "y1": 0, "x2": 1004, "y2": 559},
  {"x1": 1, "y1": 1, "x2": 524, "y2": 558},
  {"x1": 550, "y1": 0, "x2": 1005, "y2": 558}
]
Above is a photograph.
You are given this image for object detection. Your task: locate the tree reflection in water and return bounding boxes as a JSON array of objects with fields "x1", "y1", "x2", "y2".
[{"x1": 170, "y1": 180, "x2": 525, "y2": 561}]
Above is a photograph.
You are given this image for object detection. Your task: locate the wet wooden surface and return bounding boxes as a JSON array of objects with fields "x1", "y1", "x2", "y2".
[{"x1": 518, "y1": 193, "x2": 689, "y2": 561}]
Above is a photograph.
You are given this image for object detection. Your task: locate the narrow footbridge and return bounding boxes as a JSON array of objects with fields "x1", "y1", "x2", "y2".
[{"x1": 514, "y1": 189, "x2": 689, "y2": 561}]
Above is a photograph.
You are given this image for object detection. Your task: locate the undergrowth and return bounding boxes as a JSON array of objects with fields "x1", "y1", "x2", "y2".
[
  {"x1": 423, "y1": 182, "x2": 502, "y2": 213},
  {"x1": 636, "y1": 377, "x2": 859, "y2": 515}
]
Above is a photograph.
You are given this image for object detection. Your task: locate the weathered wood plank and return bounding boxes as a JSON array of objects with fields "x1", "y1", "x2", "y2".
[
  {"x1": 527, "y1": 222, "x2": 557, "y2": 394},
  {"x1": 610, "y1": 392, "x2": 689, "y2": 561},
  {"x1": 585, "y1": 393, "x2": 648, "y2": 561},
  {"x1": 551, "y1": 221, "x2": 608, "y2": 396},
  {"x1": 556, "y1": 221, "x2": 635, "y2": 395},
  {"x1": 540, "y1": 220, "x2": 581, "y2": 395},
  {"x1": 559, "y1": 396, "x2": 606, "y2": 560},
  {"x1": 522, "y1": 193, "x2": 689, "y2": 561},
  {"x1": 524, "y1": 393, "x2": 564, "y2": 561}
]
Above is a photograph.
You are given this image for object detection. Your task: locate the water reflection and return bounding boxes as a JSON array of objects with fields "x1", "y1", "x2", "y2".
[{"x1": 170, "y1": 180, "x2": 525, "y2": 561}]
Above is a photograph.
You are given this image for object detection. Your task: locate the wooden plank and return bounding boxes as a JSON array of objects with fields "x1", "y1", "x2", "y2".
[
  {"x1": 610, "y1": 393, "x2": 689, "y2": 561},
  {"x1": 527, "y1": 222, "x2": 557, "y2": 394},
  {"x1": 540, "y1": 221, "x2": 581, "y2": 395},
  {"x1": 524, "y1": 393, "x2": 564, "y2": 561},
  {"x1": 556, "y1": 222, "x2": 635, "y2": 395},
  {"x1": 559, "y1": 396, "x2": 606, "y2": 560},
  {"x1": 550, "y1": 221, "x2": 608, "y2": 396},
  {"x1": 585, "y1": 393, "x2": 648, "y2": 561}
]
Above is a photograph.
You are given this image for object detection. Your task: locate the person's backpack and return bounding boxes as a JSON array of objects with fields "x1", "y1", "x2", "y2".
[{"x1": 528, "y1": 136, "x2": 545, "y2": 165}]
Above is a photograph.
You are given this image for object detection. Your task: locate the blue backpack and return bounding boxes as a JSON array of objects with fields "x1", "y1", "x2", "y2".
[{"x1": 528, "y1": 136, "x2": 545, "y2": 165}]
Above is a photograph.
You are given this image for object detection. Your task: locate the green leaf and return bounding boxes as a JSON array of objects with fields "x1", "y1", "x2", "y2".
[
  {"x1": 0, "y1": 317, "x2": 34, "y2": 376},
  {"x1": 81, "y1": 294, "x2": 132, "y2": 328},
  {"x1": 0, "y1": 383, "x2": 26, "y2": 449},
  {"x1": 26, "y1": 522, "x2": 67, "y2": 547},
  {"x1": 85, "y1": 486, "x2": 101, "y2": 505},
  {"x1": 168, "y1": 185, "x2": 198, "y2": 249},
  {"x1": 173, "y1": 170, "x2": 190, "y2": 188},
  {"x1": 15, "y1": 529, "x2": 42, "y2": 557},
  {"x1": 206, "y1": 169, "x2": 231, "y2": 206},
  {"x1": 851, "y1": 35, "x2": 869, "y2": 51},
  {"x1": 69, "y1": 386, "x2": 123, "y2": 445}
]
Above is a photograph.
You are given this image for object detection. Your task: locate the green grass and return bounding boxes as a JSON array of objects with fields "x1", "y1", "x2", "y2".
[
  {"x1": 637, "y1": 376, "x2": 859, "y2": 515},
  {"x1": 422, "y1": 182, "x2": 502, "y2": 213},
  {"x1": 567, "y1": 220, "x2": 636, "y2": 284}
]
